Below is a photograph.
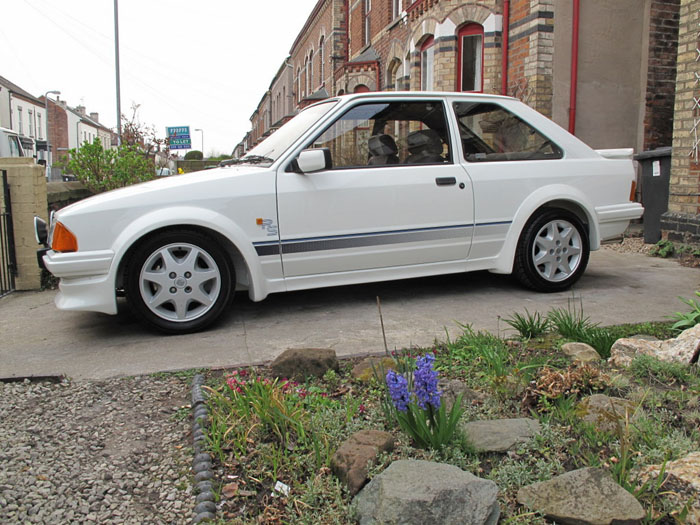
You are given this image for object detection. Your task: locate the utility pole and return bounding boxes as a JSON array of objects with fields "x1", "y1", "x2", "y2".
[{"x1": 114, "y1": 0, "x2": 122, "y2": 146}]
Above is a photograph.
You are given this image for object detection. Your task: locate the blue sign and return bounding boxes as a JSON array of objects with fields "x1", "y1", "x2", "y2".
[{"x1": 166, "y1": 126, "x2": 191, "y2": 150}]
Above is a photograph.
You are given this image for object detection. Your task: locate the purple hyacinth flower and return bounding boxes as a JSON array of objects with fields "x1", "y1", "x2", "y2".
[{"x1": 386, "y1": 370, "x2": 410, "y2": 412}]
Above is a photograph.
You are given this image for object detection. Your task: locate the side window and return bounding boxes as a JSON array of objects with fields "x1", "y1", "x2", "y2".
[
  {"x1": 311, "y1": 100, "x2": 452, "y2": 168},
  {"x1": 453, "y1": 102, "x2": 563, "y2": 162}
]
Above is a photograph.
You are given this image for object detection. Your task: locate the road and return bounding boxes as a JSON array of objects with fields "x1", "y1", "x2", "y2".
[{"x1": 1, "y1": 249, "x2": 698, "y2": 380}]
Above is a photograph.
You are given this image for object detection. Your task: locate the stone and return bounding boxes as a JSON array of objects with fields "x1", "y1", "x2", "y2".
[
  {"x1": 638, "y1": 452, "x2": 700, "y2": 522},
  {"x1": 517, "y1": 468, "x2": 645, "y2": 525},
  {"x1": 438, "y1": 379, "x2": 487, "y2": 408},
  {"x1": 351, "y1": 357, "x2": 396, "y2": 383},
  {"x1": 609, "y1": 324, "x2": 700, "y2": 367},
  {"x1": 352, "y1": 460, "x2": 499, "y2": 525},
  {"x1": 576, "y1": 394, "x2": 638, "y2": 433},
  {"x1": 561, "y1": 342, "x2": 601, "y2": 363},
  {"x1": 270, "y1": 348, "x2": 339, "y2": 380},
  {"x1": 462, "y1": 418, "x2": 541, "y2": 453},
  {"x1": 331, "y1": 430, "x2": 395, "y2": 495}
]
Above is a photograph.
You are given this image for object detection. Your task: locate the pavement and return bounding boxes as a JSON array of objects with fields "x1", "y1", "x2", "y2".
[{"x1": 1, "y1": 248, "x2": 699, "y2": 380}]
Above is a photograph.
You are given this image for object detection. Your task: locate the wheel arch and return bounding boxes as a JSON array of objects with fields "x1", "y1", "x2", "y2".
[
  {"x1": 110, "y1": 208, "x2": 269, "y2": 302},
  {"x1": 491, "y1": 186, "x2": 599, "y2": 275}
]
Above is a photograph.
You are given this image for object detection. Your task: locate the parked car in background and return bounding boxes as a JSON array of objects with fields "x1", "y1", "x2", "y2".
[
  {"x1": 0, "y1": 126, "x2": 25, "y2": 157},
  {"x1": 35, "y1": 92, "x2": 643, "y2": 333},
  {"x1": 156, "y1": 167, "x2": 171, "y2": 177}
]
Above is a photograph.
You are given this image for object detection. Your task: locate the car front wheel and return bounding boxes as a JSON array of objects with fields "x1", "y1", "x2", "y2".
[
  {"x1": 514, "y1": 210, "x2": 589, "y2": 292},
  {"x1": 126, "y1": 230, "x2": 233, "y2": 333}
]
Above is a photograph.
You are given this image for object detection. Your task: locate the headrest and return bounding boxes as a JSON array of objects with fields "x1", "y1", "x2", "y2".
[
  {"x1": 407, "y1": 129, "x2": 443, "y2": 154},
  {"x1": 368, "y1": 134, "x2": 398, "y2": 156}
]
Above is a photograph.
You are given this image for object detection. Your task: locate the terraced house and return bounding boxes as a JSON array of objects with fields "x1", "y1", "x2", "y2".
[{"x1": 241, "y1": 0, "x2": 697, "y2": 239}]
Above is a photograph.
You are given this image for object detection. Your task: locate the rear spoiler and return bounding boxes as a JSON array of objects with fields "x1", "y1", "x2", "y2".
[{"x1": 595, "y1": 148, "x2": 634, "y2": 160}]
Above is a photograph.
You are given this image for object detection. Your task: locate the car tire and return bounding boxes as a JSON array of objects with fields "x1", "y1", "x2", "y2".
[
  {"x1": 125, "y1": 230, "x2": 233, "y2": 334},
  {"x1": 513, "y1": 209, "x2": 589, "y2": 293}
]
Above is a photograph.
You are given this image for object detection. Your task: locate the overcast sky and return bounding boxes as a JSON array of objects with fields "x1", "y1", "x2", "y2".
[{"x1": 1, "y1": 0, "x2": 319, "y2": 156}]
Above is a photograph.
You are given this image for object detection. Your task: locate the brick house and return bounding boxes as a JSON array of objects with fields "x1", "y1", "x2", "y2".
[{"x1": 241, "y1": 0, "x2": 680, "y2": 156}]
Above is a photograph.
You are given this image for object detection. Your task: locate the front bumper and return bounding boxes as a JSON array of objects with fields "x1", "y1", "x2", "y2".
[{"x1": 40, "y1": 249, "x2": 118, "y2": 315}]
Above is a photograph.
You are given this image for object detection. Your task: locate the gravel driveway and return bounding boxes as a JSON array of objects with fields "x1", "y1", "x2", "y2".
[{"x1": 0, "y1": 375, "x2": 195, "y2": 524}]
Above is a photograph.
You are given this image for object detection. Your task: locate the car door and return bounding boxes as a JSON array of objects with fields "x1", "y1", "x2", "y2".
[{"x1": 276, "y1": 98, "x2": 474, "y2": 279}]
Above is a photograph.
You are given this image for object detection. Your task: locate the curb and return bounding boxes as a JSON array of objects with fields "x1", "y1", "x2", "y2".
[{"x1": 191, "y1": 374, "x2": 216, "y2": 524}]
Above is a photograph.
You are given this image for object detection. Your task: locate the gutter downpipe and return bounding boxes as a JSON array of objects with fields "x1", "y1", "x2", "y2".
[
  {"x1": 501, "y1": 0, "x2": 509, "y2": 95},
  {"x1": 568, "y1": 0, "x2": 580, "y2": 134}
]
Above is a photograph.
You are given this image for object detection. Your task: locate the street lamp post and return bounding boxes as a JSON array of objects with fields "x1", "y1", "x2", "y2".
[
  {"x1": 194, "y1": 128, "x2": 204, "y2": 158},
  {"x1": 44, "y1": 90, "x2": 61, "y2": 180}
]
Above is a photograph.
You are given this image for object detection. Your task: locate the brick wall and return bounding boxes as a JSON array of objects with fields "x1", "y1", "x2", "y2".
[
  {"x1": 0, "y1": 158, "x2": 47, "y2": 290},
  {"x1": 507, "y1": 0, "x2": 554, "y2": 117},
  {"x1": 644, "y1": 0, "x2": 681, "y2": 150},
  {"x1": 665, "y1": 0, "x2": 700, "y2": 230}
]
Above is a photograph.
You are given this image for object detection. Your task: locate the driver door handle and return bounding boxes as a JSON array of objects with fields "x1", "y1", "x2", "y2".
[{"x1": 435, "y1": 177, "x2": 456, "y2": 186}]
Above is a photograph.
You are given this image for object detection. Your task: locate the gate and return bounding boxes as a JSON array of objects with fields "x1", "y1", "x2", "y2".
[{"x1": 0, "y1": 169, "x2": 17, "y2": 296}]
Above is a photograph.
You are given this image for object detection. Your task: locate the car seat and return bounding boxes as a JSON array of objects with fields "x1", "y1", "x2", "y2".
[
  {"x1": 368, "y1": 134, "x2": 399, "y2": 165},
  {"x1": 405, "y1": 129, "x2": 445, "y2": 164}
]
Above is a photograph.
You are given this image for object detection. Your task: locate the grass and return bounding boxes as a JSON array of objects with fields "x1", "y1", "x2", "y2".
[{"x1": 200, "y1": 319, "x2": 699, "y2": 523}]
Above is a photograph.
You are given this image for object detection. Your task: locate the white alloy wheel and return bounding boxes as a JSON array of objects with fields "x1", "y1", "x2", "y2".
[
  {"x1": 531, "y1": 219, "x2": 583, "y2": 283},
  {"x1": 139, "y1": 242, "x2": 222, "y2": 322}
]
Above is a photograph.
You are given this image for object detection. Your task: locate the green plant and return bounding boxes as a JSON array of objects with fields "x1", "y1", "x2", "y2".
[
  {"x1": 503, "y1": 309, "x2": 550, "y2": 339},
  {"x1": 65, "y1": 138, "x2": 156, "y2": 193},
  {"x1": 669, "y1": 291, "x2": 700, "y2": 332},
  {"x1": 548, "y1": 304, "x2": 596, "y2": 340},
  {"x1": 578, "y1": 327, "x2": 618, "y2": 359},
  {"x1": 650, "y1": 239, "x2": 675, "y2": 258},
  {"x1": 630, "y1": 354, "x2": 698, "y2": 386},
  {"x1": 385, "y1": 354, "x2": 464, "y2": 449},
  {"x1": 184, "y1": 149, "x2": 203, "y2": 160}
]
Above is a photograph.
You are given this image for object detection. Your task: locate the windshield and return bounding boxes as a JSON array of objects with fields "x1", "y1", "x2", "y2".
[{"x1": 242, "y1": 100, "x2": 337, "y2": 164}]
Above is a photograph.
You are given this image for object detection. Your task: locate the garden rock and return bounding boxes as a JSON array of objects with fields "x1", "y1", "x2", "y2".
[
  {"x1": 638, "y1": 452, "x2": 700, "y2": 522},
  {"x1": 609, "y1": 324, "x2": 700, "y2": 367},
  {"x1": 517, "y1": 467, "x2": 645, "y2": 524},
  {"x1": 576, "y1": 394, "x2": 638, "y2": 433},
  {"x1": 462, "y1": 418, "x2": 540, "y2": 453},
  {"x1": 352, "y1": 459, "x2": 499, "y2": 525},
  {"x1": 351, "y1": 357, "x2": 396, "y2": 383},
  {"x1": 270, "y1": 348, "x2": 339, "y2": 380},
  {"x1": 561, "y1": 342, "x2": 601, "y2": 363},
  {"x1": 438, "y1": 379, "x2": 487, "y2": 408},
  {"x1": 331, "y1": 430, "x2": 395, "y2": 495}
]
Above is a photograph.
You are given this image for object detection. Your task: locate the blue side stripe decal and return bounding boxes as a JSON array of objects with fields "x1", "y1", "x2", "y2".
[{"x1": 253, "y1": 221, "x2": 511, "y2": 256}]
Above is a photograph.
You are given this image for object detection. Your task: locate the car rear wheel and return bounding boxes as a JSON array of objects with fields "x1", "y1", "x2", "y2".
[
  {"x1": 126, "y1": 230, "x2": 233, "y2": 333},
  {"x1": 513, "y1": 209, "x2": 589, "y2": 292}
]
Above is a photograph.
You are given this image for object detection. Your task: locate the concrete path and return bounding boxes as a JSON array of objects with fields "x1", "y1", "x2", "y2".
[{"x1": 1, "y1": 249, "x2": 699, "y2": 380}]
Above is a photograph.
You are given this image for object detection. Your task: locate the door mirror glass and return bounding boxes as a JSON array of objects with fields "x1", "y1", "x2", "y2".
[{"x1": 296, "y1": 148, "x2": 332, "y2": 173}]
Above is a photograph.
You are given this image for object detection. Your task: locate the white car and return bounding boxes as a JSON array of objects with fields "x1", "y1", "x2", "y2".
[{"x1": 35, "y1": 92, "x2": 643, "y2": 333}]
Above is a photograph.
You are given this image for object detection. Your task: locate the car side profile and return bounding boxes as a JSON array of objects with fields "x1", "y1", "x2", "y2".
[{"x1": 35, "y1": 92, "x2": 643, "y2": 333}]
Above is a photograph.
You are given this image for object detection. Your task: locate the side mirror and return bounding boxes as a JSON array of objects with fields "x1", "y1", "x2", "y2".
[{"x1": 295, "y1": 148, "x2": 332, "y2": 173}]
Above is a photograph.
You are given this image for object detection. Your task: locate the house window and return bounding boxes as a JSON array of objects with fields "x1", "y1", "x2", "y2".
[
  {"x1": 17, "y1": 106, "x2": 23, "y2": 135},
  {"x1": 392, "y1": 0, "x2": 402, "y2": 20},
  {"x1": 309, "y1": 50, "x2": 314, "y2": 92},
  {"x1": 421, "y1": 37, "x2": 435, "y2": 91},
  {"x1": 319, "y1": 37, "x2": 325, "y2": 86},
  {"x1": 364, "y1": 0, "x2": 371, "y2": 46},
  {"x1": 457, "y1": 23, "x2": 484, "y2": 92},
  {"x1": 28, "y1": 110, "x2": 34, "y2": 137},
  {"x1": 38, "y1": 113, "x2": 43, "y2": 139}
]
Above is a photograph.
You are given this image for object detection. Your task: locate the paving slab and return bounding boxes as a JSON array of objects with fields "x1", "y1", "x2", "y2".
[{"x1": 1, "y1": 249, "x2": 698, "y2": 380}]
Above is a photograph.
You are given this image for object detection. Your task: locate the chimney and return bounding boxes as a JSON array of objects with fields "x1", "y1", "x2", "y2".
[
  {"x1": 90, "y1": 112, "x2": 99, "y2": 122},
  {"x1": 75, "y1": 105, "x2": 86, "y2": 116}
]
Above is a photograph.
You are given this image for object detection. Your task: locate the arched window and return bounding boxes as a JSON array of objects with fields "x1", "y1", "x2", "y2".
[
  {"x1": 354, "y1": 84, "x2": 370, "y2": 93},
  {"x1": 297, "y1": 67, "x2": 302, "y2": 102},
  {"x1": 421, "y1": 36, "x2": 435, "y2": 91},
  {"x1": 319, "y1": 37, "x2": 325, "y2": 86},
  {"x1": 308, "y1": 50, "x2": 314, "y2": 92},
  {"x1": 457, "y1": 23, "x2": 484, "y2": 92},
  {"x1": 304, "y1": 56, "x2": 309, "y2": 97},
  {"x1": 387, "y1": 58, "x2": 402, "y2": 91}
]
